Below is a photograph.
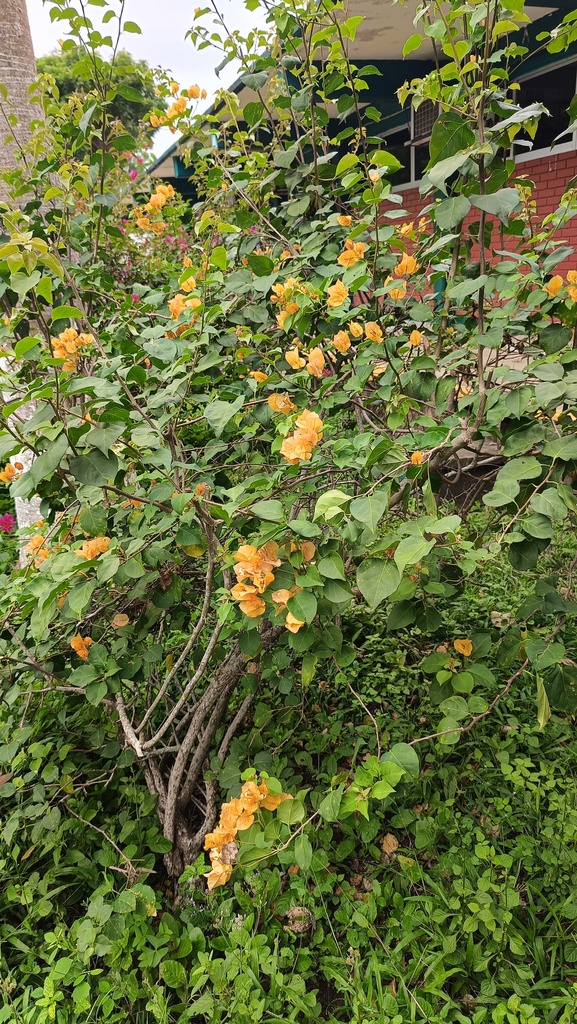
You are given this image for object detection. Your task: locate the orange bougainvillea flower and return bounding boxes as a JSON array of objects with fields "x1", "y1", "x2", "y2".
[
  {"x1": 279, "y1": 409, "x2": 323, "y2": 465},
  {"x1": 285, "y1": 611, "x2": 306, "y2": 633},
  {"x1": 272, "y1": 588, "x2": 293, "y2": 611},
  {"x1": 409, "y1": 330, "x2": 423, "y2": 347},
  {"x1": 410, "y1": 451, "x2": 425, "y2": 466},
  {"x1": 337, "y1": 239, "x2": 367, "y2": 268},
  {"x1": 240, "y1": 780, "x2": 264, "y2": 813},
  {"x1": 306, "y1": 346, "x2": 325, "y2": 378},
  {"x1": 268, "y1": 393, "x2": 297, "y2": 414},
  {"x1": 188, "y1": 84, "x2": 201, "y2": 98},
  {"x1": 567, "y1": 270, "x2": 577, "y2": 284},
  {"x1": 232, "y1": 542, "x2": 281, "y2": 601},
  {"x1": 394, "y1": 254, "x2": 419, "y2": 277},
  {"x1": 230, "y1": 582, "x2": 259, "y2": 602},
  {"x1": 544, "y1": 275, "x2": 563, "y2": 299},
  {"x1": 327, "y1": 280, "x2": 349, "y2": 308},
  {"x1": 280, "y1": 434, "x2": 316, "y2": 464},
  {"x1": 181, "y1": 275, "x2": 197, "y2": 293},
  {"x1": 388, "y1": 277, "x2": 407, "y2": 301},
  {"x1": 568, "y1": 286, "x2": 577, "y2": 302},
  {"x1": 238, "y1": 592, "x2": 266, "y2": 617},
  {"x1": 0, "y1": 463, "x2": 17, "y2": 484},
  {"x1": 369, "y1": 169, "x2": 380, "y2": 184},
  {"x1": 332, "y1": 330, "x2": 351, "y2": 354},
  {"x1": 70, "y1": 634, "x2": 93, "y2": 660},
  {"x1": 249, "y1": 371, "x2": 268, "y2": 383},
  {"x1": 205, "y1": 855, "x2": 232, "y2": 891},
  {"x1": 454, "y1": 638, "x2": 473, "y2": 657},
  {"x1": 348, "y1": 321, "x2": 364, "y2": 339},
  {"x1": 204, "y1": 825, "x2": 237, "y2": 850},
  {"x1": 337, "y1": 214, "x2": 352, "y2": 227},
  {"x1": 399, "y1": 221, "x2": 414, "y2": 237},
  {"x1": 300, "y1": 541, "x2": 316, "y2": 561},
  {"x1": 75, "y1": 536, "x2": 110, "y2": 560},
  {"x1": 219, "y1": 797, "x2": 244, "y2": 831},
  {"x1": 365, "y1": 321, "x2": 383, "y2": 343},
  {"x1": 285, "y1": 347, "x2": 306, "y2": 370},
  {"x1": 295, "y1": 409, "x2": 324, "y2": 436}
]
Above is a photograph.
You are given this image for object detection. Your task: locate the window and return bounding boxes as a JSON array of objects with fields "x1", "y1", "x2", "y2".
[{"x1": 513, "y1": 61, "x2": 577, "y2": 158}]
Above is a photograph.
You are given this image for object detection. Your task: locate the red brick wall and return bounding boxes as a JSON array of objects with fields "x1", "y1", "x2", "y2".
[{"x1": 396, "y1": 148, "x2": 577, "y2": 276}]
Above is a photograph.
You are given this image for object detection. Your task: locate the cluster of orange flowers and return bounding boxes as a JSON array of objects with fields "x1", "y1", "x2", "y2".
[
  {"x1": 230, "y1": 540, "x2": 282, "y2": 618},
  {"x1": 0, "y1": 460, "x2": 22, "y2": 484},
  {"x1": 143, "y1": 183, "x2": 175, "y2": 214},
  {"x1": 397, "y1": 218, "x2": 428, "y2": 238},
  {"x1": 70, "y1": 633, "x2": 93, "y2": 661},
  {"x1": 52, "y1": 328, "x2": 94, "y2": 372},
  {"x1": 327, "y1": 280, "x2": 349, "y2": 308},
  {"x1": 149, "y1": 85, "x2": 207, "y2": 130},
  {"x1": 280, "y1": 409, "x2": 323, "y2": 465},
  {"x1": 270, "y1": 277, "x2": 316, "y2": 330},
  {"x1": 230, "y1": 538, "x2": 316, "y2": 632},
  {"x1": 26, "y1": 532, "x2": 49, "y2": 566},
  {"x1": 268, "y1": 393, "x2": 297, "y2": 414},
  {"x1": 168, "y1": 293, "x2": 202, "y2": 320},
  {"x1": 75, "y1": 535, "x2": 110, "y2": 560},
  {"x1": 135, "y1": 183, "x2": 175, "y2": 234},
  {"x1": 204, "y1": 777, "x2": 292, "y2": 890},
  {"x1": 337, "y1": 238, "x2": 367, "y2": 268},
  {"x1": 544, "y1": 270, "x2": 577, "y2": 301}
]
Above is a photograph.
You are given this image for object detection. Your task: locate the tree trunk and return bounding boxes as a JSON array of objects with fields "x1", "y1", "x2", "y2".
[{"x1": 0, "y1": 1, "x2": 42, "y2": 536}]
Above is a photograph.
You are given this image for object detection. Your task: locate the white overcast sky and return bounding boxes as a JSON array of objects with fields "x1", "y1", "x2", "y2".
[{"x1": 25, "y1": 0, "x2": 268, "y2": 156}]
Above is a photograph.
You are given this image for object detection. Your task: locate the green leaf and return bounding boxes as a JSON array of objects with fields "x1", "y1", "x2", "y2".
[
  {"x1": 447, "y1": 275, "x2": 489, "y2": 302},
  {"x1": 122, "y1": 19, "x2": 141, "y2": 32},
  {"x1": 51, "y1": 305, "x2": 84, "y2": 322},
  {"x1": 69, "y1": 450, "x2": 119, "y2": 487},
  {"x1": 301, "y1": 652, "x2": 317, "y2": 687},
  {"x1": 240, "y1": 72, "x2": 268, "y2": 91},
  {"x1": 381, "y1": 743, "x2": 419, "y2": 778},
  {"x1": 67, "y1": 581, "x2": 96, "y2": 618},
  {"x1": 204, "y1": 396, "x2": 244, "y2": 437},
  {"x1": 293, "y1": 834, "x2": 313, "y2": 872},
  {"x1": 318, "y1": 553, "x2": 345, "y2": 580},
  {"x1": 434, "y1": 196, "x2": 471, "y2": 230},
  {"x1": 336, "y1": 153, "x2": 359, "y2": 176},
  {"x1": 542, "y1": 436, "x2": 577, "y2": 461},
  {"x1": 251, "y1": 500, "x2": 284, "y2": 522},
  {"x1": 318, "y1": 785, "x2": 344, "y2": 822},
  {"x1": 356, "y1": 559, "x2": 401, "y2": 609},
  {"x1": 539, "y1": 324, "x2": 571, "y2": 355},
  {"x1": 403, "y1": 32, "x2": 423, "y2": 56},
  {"x1": 349, "y1": 489, "x2": 389, "y2": 533},
  {"x1": 86, "y1": 681, "x2": 107, "y2": 706},
  {"x1": 313, "y1": 489, "x2": 351, "y2": 521},
  {"x1": 427, "y1": 111, "x2": 475, "y2": 166},
  {"x1": 84, "y1": 423, "x2": 124, "y2": 454},
  {"x1": 79, "y1": 507, "x2": 108, "y2": 537},
  {"x1": 471, "y1": 188, "x2": 521, "y2": 223},
  {"x1": 287, "y1": 590, "x2": 317, "y2": 623},
  {"x1": 210, "y1": 246, "x2": 228, "y2": 271},
  {"x1": 536, "y1": 676, "x2": 551, "y2": 730},
  {"x1": 277, "y1": 798, "x2": 305, "y2": 825},
  {"x1": 394, "y1": 536, "x2": 435, "y2": 573},
  {"x1": 160, "y1": 960, "x2": 187, "y2": 989},
  {"x1": 530, "y1": 487, "x2": 568, "y2": 520},
  {"x1": 289, "y1": 519, "x2": 322, "y2": 538}
]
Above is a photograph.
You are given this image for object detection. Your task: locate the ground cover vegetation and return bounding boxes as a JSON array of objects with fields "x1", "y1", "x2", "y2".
[{"x1": 1, "y1": 0, "x2": 577, "y2": 1019}]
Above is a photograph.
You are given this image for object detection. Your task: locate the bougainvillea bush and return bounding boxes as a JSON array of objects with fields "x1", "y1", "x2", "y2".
[{"x1": 2, "y1": 0, "x2": 577, "y2": 1019}]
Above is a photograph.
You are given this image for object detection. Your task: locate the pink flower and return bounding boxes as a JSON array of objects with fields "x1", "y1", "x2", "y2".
[
  {"x1": 0, "y1": 513, "x2": 15, "y2": 533},
  {"x1": 132, "y1": 293, "x2": 140, "y2": 303},
  {"x1": 129, "y1": 169, "x2": 138, "y2": 181}
]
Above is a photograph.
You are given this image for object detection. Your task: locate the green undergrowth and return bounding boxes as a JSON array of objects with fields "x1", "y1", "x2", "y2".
[{"x1": 2, "y1": 532, "x2": 577, "y2": 1024}]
